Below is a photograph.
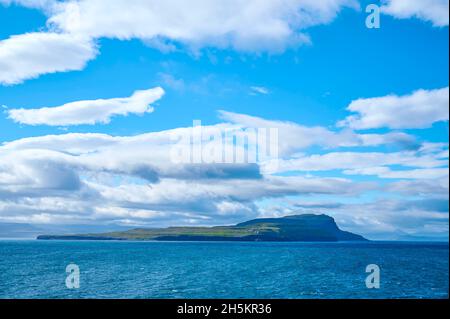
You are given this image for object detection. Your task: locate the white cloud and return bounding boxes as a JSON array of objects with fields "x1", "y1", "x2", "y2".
[
  {"x1": 0, "y1": 0, "x2": 55, "y2": 10},
  {"x1": 262, "y1": 148, "x2": 448, "y2": 174},
  {"x1": 219, "y1": 110, "x2": 419, "y2": 156},
  {"x1": 250, "y1": 86, "x2": 270, "y2": 95},
  {"x1": 338, "y1": 87, "x2": 449, "y2": 129},
  {"x1": 0, "y1": 0, "x2": 359, "y2": 84},
  {"x1": 2, "y1": 1, "x2": 447, "y2": 86},
  {"x1": 343, "y1": 166, "x2": 449, "y2": 179},
  {"x1": 381, "y1": 0, "x2": 449, "y2": 27},
  {"x1": 7, "y1": 87, "x2": 165, "y2": 126},
  {"x1": 388, "y1": 178, "x2": 449, "y2": 196},
  {"x1": 0, "y1": 32, "x2": 98, "y2": 85},
  {"x1": 45, "y1": 0, "x2": 358, "y2": 52},
  {"x1": 1, "y1": 133, "x2": 119, "y2": 153}
]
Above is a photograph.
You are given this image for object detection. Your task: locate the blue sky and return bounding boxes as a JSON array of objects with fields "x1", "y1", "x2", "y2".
[{"x1": 0, "y1": 0, "x2": 448, "y2": 240}]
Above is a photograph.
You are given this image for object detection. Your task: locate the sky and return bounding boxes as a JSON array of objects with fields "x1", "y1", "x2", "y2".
[{"x1": 0, "y1": 0, "x2": 448, "y2": 240}]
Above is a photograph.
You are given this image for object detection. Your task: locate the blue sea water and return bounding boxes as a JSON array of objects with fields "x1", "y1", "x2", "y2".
[{"x1": 0, "y1": 240, "x2": 448, "y2": 299}]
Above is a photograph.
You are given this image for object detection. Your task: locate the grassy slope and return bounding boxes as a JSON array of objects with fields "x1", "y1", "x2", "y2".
[{"x1": 62, "y1": 224, "x2": 280, "y2": 240}]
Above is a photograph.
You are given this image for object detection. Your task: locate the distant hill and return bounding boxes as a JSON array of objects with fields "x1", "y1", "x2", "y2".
[
  {"x1": 0, "y1": 223, "x2": 129, "y2": 239},
  {"x1": 37, "y1": 214, "x2": 367, "y2": 242}
]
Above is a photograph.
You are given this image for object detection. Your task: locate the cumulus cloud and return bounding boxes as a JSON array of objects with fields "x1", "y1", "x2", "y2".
[
  {"x1": 381, "y1": 0, "x2": 449, "y2": 27},
  {"x1": 7, "y1": 87, "x2": 165, "y2": 126},
  {"x1": 338, "y1": 87, "x2": 449, "y2": 129},
  {"x1": 45, "y1": 0, "x2": 358, "y2": 52},
  {"x1": 1, "y1": 0, "x2": 359, "y2": 53},
  {"x1": 0, "y1": 32, "x2": 98, "y2": 85}
]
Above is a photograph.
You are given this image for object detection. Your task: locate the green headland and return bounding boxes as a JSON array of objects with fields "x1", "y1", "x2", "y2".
[{"x1": 37, "y1": 214, "x2": 367, "y2": 242}]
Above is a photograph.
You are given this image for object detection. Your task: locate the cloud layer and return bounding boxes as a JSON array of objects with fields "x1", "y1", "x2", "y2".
[
  {"x1": 0, "y1": 124, "x2": 372, "y2": 227},
  {"x1": 0, "y1": 111, "x2": 448, "y2": 239}
]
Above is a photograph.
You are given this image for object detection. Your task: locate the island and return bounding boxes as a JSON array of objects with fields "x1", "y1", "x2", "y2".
[{"x1": 37, "y1": 214, "x2": 368, "y2": 242}]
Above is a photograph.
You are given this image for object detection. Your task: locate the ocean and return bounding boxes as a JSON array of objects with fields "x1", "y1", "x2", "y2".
[{"x1": 0, "y1": 240, "x2": 448, "y2": 299}]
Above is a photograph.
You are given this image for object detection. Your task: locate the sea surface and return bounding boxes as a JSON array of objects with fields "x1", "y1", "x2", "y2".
[{"x1": 0, "y1": 240, "x2": 448, "y2": 299}]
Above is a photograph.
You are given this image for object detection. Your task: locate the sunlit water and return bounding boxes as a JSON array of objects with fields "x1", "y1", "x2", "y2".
[{"x1": 0, "y1": 240, "x2": 448, "y2": 299}]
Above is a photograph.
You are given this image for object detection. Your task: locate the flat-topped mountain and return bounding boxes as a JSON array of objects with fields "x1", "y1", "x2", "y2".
[{"x1": 37, "y1": 214, "x2": 367, "y2": 242}]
